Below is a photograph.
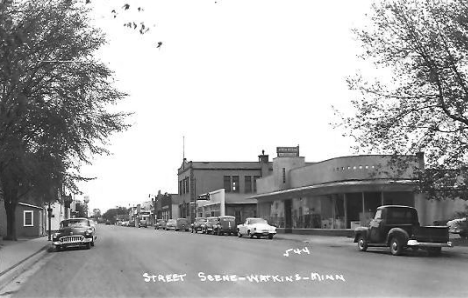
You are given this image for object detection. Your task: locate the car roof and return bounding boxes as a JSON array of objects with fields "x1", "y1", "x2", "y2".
[
  {"x1": 219, "y1": 216, "x2": 235, "y2": 219},
  {"x1": 378, "y1": 205, "x2": 416, "y2": 210}
]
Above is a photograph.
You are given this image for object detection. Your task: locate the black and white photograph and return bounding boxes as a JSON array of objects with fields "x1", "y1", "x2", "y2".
[{"x1": 1, "y1": 0, "x2": 468, "y2": 297}]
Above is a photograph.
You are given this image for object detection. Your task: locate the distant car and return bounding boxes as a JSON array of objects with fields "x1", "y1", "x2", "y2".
[
  {"x1": 204, "y1": 217, "x2": 219, "y2": 234},
  {"x1": 237, "y1": 218, "x2": 276, "y2": 239},
  {"x1": 155, "y1": 219, "x2": 167, "y2": 230},
  {"x1": 176, "y1": 218, "x2": 190, "y2": 231},
  {"x1": 53, "y1": 218, "x2": 97, "y2": 251},
  {"x1": 213, "y1": 216, "x2": 237, "y2": 236},
  {"x1": 166, "y1": 219, "x2": 177, "y2": 231},
  {"x1": 128, "y1": 220, "x2": 136, "y2": 227},
  {"x1": 447, "y1": 218, "x2": 468, "y2": 239},
  {"x1": 121, "y1": 221, "x2": 129, "y2": 227},
  {"x1": 105, "y1": 220, "x2": 111, "y2": 225},
  {"x1": 138, "y1": 219, "x2": 148, "y2": 228},
  {"x1": 191, "y1": 217, "x2": 207, "y2": 233}
]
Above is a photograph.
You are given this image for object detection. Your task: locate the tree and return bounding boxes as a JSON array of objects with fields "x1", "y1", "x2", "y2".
[
  {"x1": 0, "y1": 0, "x2": 130, "y2": 240},
  {"x1": 334, "y1": 0, "x2": 468, "y2": 200},
  {"x1": 102, "y1": 207, "x2": 128, "y2": 224}
]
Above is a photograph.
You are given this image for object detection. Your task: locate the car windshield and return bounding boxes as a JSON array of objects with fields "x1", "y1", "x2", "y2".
[
  {"x1": 208, "y1": 218, "x2": 218, "y2": 223},
  {"x1": 196, "y1": 218, "x2": 207, "y2": 222},
  {"x1": 221, "y1": 217, "x2": 235, "y2": 222},
  {"x1": 249, "y1": 218, "x2": 267, "y2": 224},
  {"x1": 62, "y1": 219, "x2": 89, "y2": 228},
  {"x1": 167, "y1": 220, "x2": 176, "y2": 224}
]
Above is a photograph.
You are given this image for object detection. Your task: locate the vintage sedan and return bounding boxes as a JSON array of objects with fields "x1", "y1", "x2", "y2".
[
  {"x1": 176, "y1": 218, "x2": 190, "y2": 231},
  {"x1": 237, "y1": 217, "x2": 276, "y2": 239},
  {"x1": 165, "y1": 219, "x2": 177, "y2": 231},
  {"x1": 53, "y1": 218, "x2": 96, "y2": 251},
  {"x1": 154, "y1": 219, "x2": 167, "y2": 230},
  {"x1": 213, "y1": 216, "x2": 237, "y2": 236},
  {"x1": 447, "y1": 217, "x2": 468, "y2": 239},
  {"x1": 203, "y1": 217, "x2": 219, "y2": 234},
  {"x1": 191, "y1": 217, "x2": 207, "y2": 233}
]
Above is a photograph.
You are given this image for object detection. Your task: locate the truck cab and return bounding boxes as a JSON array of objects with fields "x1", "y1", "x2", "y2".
[{"x1": 354, "y1": 205, "x2": 452, "y2": 256}]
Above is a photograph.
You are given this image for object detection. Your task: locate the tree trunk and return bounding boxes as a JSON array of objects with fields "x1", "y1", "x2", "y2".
[{"x1": 4, "y1": 199, "x2": 17, "y2": 241}]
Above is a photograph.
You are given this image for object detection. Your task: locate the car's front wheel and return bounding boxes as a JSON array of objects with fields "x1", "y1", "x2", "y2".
[
  {"x1": 249, "y1": 231, "x2": 254, "y2": 239},
  {"x1": 238, "y1": 230, "x2": 242, "y2": 237},
  {"x1": 357, "y1": 236, "x2": 367, "y2": 252},
  {"x1": 268, "y1": 234, "x2": 274, "y2": 240}
]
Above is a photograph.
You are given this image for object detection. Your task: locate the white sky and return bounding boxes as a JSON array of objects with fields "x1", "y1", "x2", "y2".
[{"x1": 77, "y1": 0, "x2": 375, "y2": 213}]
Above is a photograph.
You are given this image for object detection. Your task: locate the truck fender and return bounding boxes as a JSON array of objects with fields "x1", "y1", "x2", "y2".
[
  {"x1": 354, "y1": 227, "x2": 369, "y2": 243},
  {"x1": 386, "y1": 228, "x2": 409, "y2": 246}
]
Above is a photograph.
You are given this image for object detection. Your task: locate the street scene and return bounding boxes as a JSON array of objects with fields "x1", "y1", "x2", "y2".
[
  {"x1": 2, "y1": 0, "x2": 468, "y2": 297},
  {"x1": 2, "y1": 226, "x2": 468, "y2": 297}
]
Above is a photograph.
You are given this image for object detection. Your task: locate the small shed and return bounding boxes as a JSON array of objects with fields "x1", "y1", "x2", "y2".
[{"x1": 0, "y1": 202, "x2": 45, "y2": 239}]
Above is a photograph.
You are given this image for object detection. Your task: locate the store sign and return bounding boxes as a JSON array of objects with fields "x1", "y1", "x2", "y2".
[{"x1": 276, "y1": 146, "x2": 300, "y2": 157}]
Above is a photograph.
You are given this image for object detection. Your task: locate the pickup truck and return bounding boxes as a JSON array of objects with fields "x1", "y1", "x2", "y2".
[{"x1": 354, "y1": 205, "x2": 453, "y2": 256}]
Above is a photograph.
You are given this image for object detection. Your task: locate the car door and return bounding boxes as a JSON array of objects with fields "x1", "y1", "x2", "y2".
[
  {"x1": 369, "y1": 209, "x2": 384, "y2": 243},
  {"x1": 238, "y1": 219, "x2": 249, "y2": 235}
]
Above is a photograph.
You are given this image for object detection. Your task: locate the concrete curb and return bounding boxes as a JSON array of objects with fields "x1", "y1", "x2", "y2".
[{"x1": 0, "y1": 244, "x2": 51, "y2": 291}]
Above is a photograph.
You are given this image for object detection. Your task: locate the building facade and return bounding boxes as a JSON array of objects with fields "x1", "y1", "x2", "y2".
[
  {"x1": 154, "y1": 192, "x2": 179, "y2": 221},
  {"x1": 252, "y1": 149, "x2": 427, "y2": 233},
  {"x1": 177, "y1": 151, "x2": 272, "y2": 225},
  {"x1": 0, "y1": 202, "x2": 45, "y2": 238}
]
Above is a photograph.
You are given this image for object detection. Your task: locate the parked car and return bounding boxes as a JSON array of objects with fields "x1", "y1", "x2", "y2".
[
  {"x1": 204, "y1": 217, "x2": 219, "y2": 234},
  {"x1": 213, "y1": 216, "x2": 237, "y2": 236},
  {"x1": 354, "y1": 205, "x2": 453, "y2": 256},
  {"x1": 121, "y1": 221, "x2": 129, "y2": 227},
  {"x1": 191, "y1": 217, "x2": 207, "y2": 233},
  {"x1": 138, "y1": 219, "x2": 148, "y2": 228},
  {"x1": 52, "y1": 218, "x2": 97, "y2": 251},
  {"x1": 155, "y1": 219, "x2": 167, "y2": 230},
  {"x1": 166, "y1": 219, "x2": 177, "y2": 231},
  {"x1": 446, "y1": 217, "x2": 468, "y2": 239},
  {"x1": 237, "y1": 217, "x2": 276, "y2": 239},
  {"x1": 176, "y1": 218, "x2": 190, "y2": 231},
  {"x1": 128, "y1": 220, "x2": 136, "y2": 227}
]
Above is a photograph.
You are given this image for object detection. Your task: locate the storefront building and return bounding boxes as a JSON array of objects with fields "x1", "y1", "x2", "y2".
[
  {"x1": 252, "y1": 148, "x2": 426, "y2": 234},
  {"x1": 177, "y1": 151, "x2": 272, "y2": 224}
]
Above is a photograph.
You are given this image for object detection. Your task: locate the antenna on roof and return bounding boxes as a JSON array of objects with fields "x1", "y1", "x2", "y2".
[{"x1": 183, "y1": 135, "x2": 185, "y2": 161}]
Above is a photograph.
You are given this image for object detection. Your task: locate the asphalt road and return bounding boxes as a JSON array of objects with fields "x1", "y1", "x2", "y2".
[{"x1": 7, "y1": 225, "x2": 468, "y2": 298}]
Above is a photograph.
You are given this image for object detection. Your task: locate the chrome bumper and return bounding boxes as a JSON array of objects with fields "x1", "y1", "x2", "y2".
[
  {"x1": 53, "y1": 236, "x2": 92, "y2": 246},
  {"x1": 407, "y1": 240, "x2": 453, "y2": 248}
]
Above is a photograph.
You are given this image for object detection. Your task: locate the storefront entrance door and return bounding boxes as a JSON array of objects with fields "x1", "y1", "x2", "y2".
[{"x1": 285, "y1": 199, "x2": 292, "y2": 233}]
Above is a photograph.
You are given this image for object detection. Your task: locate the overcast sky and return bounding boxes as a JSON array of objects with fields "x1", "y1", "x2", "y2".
[{"x1": 77, "y1": 0, "x2": 375, "y2": 213}]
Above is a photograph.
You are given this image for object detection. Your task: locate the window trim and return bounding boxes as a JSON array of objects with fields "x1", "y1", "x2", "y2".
[{"x1": 24, "y1": 210, "x2": 34, "y2": 227}]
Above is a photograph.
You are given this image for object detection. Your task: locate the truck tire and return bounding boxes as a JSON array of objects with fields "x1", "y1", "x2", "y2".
[
  {"x1": 357, "y1": 236, "x2": 368, "y2": 252},
  {"x1": 389, "y1": 237, "x2": 403, "y2": 256}
]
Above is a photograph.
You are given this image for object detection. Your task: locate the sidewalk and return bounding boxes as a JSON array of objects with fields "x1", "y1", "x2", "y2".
[{"x1": 0, "y1": 236, "x2": 51, "y2": 289}]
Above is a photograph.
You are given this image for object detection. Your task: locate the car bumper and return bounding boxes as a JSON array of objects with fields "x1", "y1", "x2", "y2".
[
  {"x1": 253, "y1": 231, "x2": 276, "y2": 236},
  {"x1": 53, "y1": 237, "x2": 93, "y2": 247},
  {"x1": 407, "y1": 240, "x2": 453, "y2": 248}
]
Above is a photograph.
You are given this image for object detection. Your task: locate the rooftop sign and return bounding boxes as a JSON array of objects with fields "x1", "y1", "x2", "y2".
[{"x1": 276, "y1": 146, "x2": 300, "y2": 157}]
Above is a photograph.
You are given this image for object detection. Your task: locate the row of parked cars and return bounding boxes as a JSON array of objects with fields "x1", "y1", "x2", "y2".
[{"x1": 153, "y1": 216, "x2": 277, "y2": 239}]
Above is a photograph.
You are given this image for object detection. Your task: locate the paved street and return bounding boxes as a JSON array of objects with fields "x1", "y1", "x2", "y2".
[{"x1": 5, "y1": 225, "x2": 468, "y2": 298}]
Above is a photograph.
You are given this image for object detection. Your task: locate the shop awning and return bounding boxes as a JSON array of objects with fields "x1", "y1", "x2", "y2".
[{"x1": 248, "y1": 179, "x2": 419, "y2": 202}]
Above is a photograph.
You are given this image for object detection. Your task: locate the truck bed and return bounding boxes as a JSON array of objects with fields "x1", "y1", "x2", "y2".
[{"x1": 414, "y1": 226, "x2": 449, "y2": 243}]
